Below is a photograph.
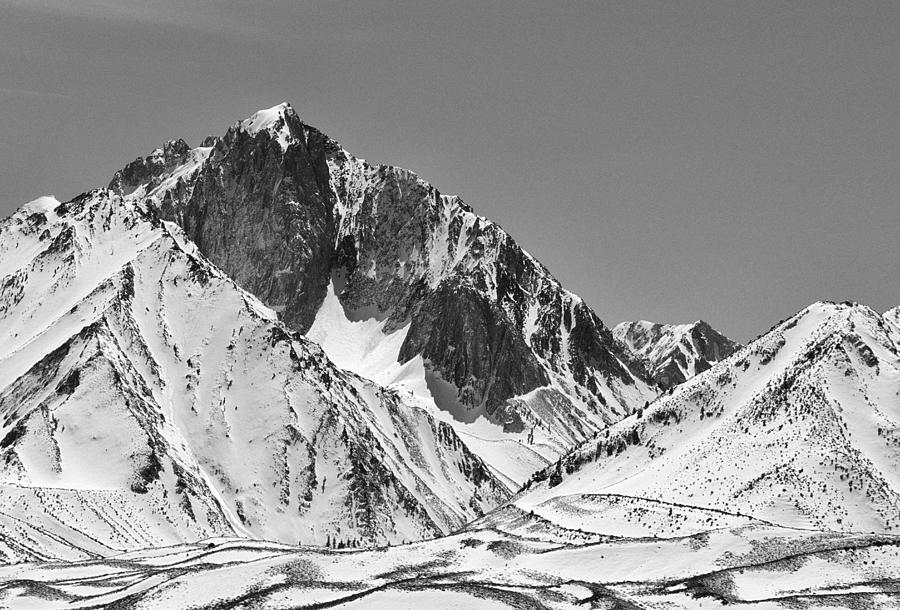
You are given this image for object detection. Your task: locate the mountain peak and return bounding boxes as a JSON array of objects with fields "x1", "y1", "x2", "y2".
[
  {"x1": 236, "y1": 102, "x2": 298, "y2": 150},
  {"x1": 20, "y1": 195, "x2": 61, "y2": 216},
  {"x1": 102, "y1": 102, "x2": 655, "y2": 486},
  {"x1": 787, "y1": 300, "x2": 882, "y2": 333},
  {"x1": 614, "y1": 318, "x2": 739, "y2": 390}
]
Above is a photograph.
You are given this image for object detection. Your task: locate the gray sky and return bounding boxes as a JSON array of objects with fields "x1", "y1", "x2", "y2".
[{"x1": 1, "y1": 1, "x2": 898, "y2": 342}]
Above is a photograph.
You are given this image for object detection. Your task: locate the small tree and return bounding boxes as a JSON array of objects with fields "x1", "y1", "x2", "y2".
[{"x1": 548, "y1": 462, "x2": 563, "y2": 487}]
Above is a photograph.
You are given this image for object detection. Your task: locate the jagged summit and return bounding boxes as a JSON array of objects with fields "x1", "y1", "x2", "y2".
[
  {"x1": 614, "y1": 317, "x2": 738, "y2": 390},
  {"x1": 0, "y1": 101, "x2": 659, "y2": 558},
  {"x1": 239, "y1": 101, "x2": 294, "y2": 130},
  {"x1": 106, "y1": 102, "x2": 656, "y2": 487},
  {"x1": 237, "y1": 102, "x2": 298, "y2": 150}
]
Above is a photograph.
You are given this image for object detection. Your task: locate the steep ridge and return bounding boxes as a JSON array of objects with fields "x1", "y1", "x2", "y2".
[
  {"x1": 478, "y1": 301, "x2": 900, "y2": 539},
  {"x1": 108, "y1": 103, "x2": 655, "y2": 485},
  {"x1": 614, "y1": 319, "x2": 739, "y2": 390},
  {"x1": 0, "y1": 191, "x2": 507, "y2": 561},
  {"x1": 885, "y1": 306, "x2": 900, "y2": 329}
]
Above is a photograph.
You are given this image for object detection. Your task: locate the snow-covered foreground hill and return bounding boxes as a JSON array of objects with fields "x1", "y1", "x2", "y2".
[
  {"x1": 2, "y1": 526, "x2": 900, "y2": 608},
  {"x1": 108, "y1": 103, "x2": 656, "y2": 487},
  {"x1": 484, "y1": 301, "x2": 900, "y2": 540},
  {"x1": 0, "y1": 191, "x2": 507, "y2": 559}
]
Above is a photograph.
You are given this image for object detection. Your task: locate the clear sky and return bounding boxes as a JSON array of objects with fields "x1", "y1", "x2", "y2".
[{"x1": 1, "y1": 1, "x2": 898, "y2": 342}]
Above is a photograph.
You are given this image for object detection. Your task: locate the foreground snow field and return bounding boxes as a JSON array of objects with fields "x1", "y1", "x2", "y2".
[{"x1": 2, "y1": 526, "x2": 900, "y2": 608}]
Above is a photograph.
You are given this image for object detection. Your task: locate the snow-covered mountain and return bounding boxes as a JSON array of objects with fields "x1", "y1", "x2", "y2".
[
  {"x1": 0, "y1": 190, "x2": 508, "y2": 562},
  {"x1": 108, "y1": 103, "x2": 655, "y2": 486},
  {"x1": 482, "y1": 301, "x2": 900, "y2": 539},
  {"x1": 614, "y1": 319, "x2": 739, "y2": 390},
  {"x1": 3, "y1": 102, "x2": 900, "y2": 607}
]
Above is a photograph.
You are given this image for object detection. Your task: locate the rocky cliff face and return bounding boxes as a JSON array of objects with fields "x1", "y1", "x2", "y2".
[
  {"x1": 109, "y1": 104, "x2": 654, "y2": 481},
  {"x1": 110, "y1": 107, "x2": 336, "y2": 333},
  {"x1": 614, "y1": 319, "x2": 739, "y2": 390},
  {"x1": 0, "y1": 191, "x2": 508, "y2": 560}
]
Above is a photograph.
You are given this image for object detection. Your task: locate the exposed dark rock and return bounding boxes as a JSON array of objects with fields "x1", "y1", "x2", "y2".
[
  {"x1": 399, "y1": 279, "x2": 550, "y2": 412},
  {"x1": 110, "y1": 139, "x2": 192, "y2": 196},
  {"x1": 109, "y1": 103, "x2": 653, "y2": 429}
]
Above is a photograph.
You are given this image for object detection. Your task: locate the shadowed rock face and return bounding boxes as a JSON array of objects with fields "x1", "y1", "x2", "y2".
[
  {"x1": 111, "y1": 109, "x2": 336, "y2": 333},
  {"x1": 325, "y1": 143, "x2": 650, "y2": 420},
  {"x1": 398, "y1": 278, "x2": 550, "y2": 413},
  {"x1": 110, "y1": 139, "x2": 192, "y2": 196},
  {"x1": 179, "y1": 124, "x2": 336, "y2": 333},
  {"x1": 111, "y1": 103, "x2": 651, "y2": 428}
]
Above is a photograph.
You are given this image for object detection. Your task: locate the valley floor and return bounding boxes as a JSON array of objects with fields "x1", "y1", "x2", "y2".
[{"x1": 2, "y1": 522, "x2": 900, "y2": 609}]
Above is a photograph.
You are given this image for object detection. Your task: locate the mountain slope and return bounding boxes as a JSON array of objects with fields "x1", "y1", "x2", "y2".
[
  {"x1": 614, "y1": 319, "x2": 739, "y2": 390},
  {"x1": 0, "y1": 191, "x2": 507, "y2": 561},
  {"x1": 482, "y1": 301, "x2": 900, "y2": 539},
  {"x1": 108, "y1": 103, "x2": 655, "y2": 484}
]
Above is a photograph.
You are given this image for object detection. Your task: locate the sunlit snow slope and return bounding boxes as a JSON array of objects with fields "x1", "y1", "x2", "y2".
[
  {"x1": 481, "y1": 301, "x2": 900, "y2": 539},
  {"x1": 0, "y1": 191, "x2": 507, "y2": 561}
]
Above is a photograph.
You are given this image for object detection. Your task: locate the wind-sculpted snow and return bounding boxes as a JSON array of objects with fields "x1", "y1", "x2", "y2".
[
  {"x1": 503, "y1": 301, "x2": 900, "y2": 538},
  {"x1": 614, "y1": 319, "x2": 739, "y2": 390},
  {"x1": 0, "y1": 191, "x2": 508, "y2": 560},
  {"x1": 108, "y1": 103, "x2": 655, "y2": 486}
]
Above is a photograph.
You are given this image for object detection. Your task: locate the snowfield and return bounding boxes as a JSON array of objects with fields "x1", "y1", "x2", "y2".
[{"x1": 2, "y1": 526, "x2": 900, "y2": 608}]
